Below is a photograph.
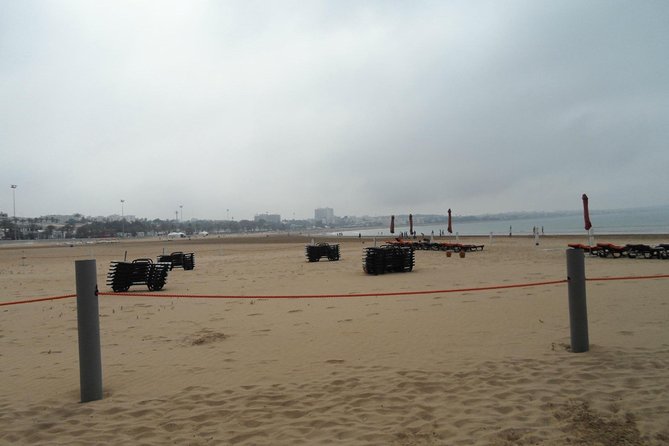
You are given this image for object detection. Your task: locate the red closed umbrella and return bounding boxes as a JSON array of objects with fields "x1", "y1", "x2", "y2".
[
  {"x1": 582, "y1": 194, "x2": 592, "y2": 230},
  {"x1": 409, "y1": 214, "x2": 413, "y2": 235},
  {"x1": 447, "y1": 209, "x2": 453, "y2": 234},
  {"x1": 390, "y1": 215, "x2": 395, "y2": 234}
]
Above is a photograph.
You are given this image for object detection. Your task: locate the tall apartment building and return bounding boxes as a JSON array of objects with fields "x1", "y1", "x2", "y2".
[{"x1": 314, "y1": 207, "x2": 335, "y2": 225}]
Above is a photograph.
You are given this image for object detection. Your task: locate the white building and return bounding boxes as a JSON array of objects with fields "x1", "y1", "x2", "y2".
[{"x1": 314, "y1": 207, "x2": 335, "y2": 225}]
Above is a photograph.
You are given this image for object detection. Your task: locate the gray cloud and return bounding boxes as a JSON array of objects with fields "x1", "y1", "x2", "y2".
[{"x1": 1, "y1": 0, "x2": 668, "y2": 220}]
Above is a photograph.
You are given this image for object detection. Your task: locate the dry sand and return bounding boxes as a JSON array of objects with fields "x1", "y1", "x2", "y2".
[{"x1": 1, "y1": 234, "x2": 668, "y2": 445}]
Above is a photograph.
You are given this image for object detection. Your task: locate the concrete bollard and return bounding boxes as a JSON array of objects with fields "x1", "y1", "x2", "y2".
[
  {"x1": 75, "y1": 259, "x2": 103, "y2": 402},
  {"x1": 566, "y1": 249, "x2": 589, "y2": 353}
]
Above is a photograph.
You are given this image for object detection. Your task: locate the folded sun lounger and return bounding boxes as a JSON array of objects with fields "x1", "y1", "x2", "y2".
[
  {"x1": 625, "y1": 244, "x2": 668, "y2": 259},
  {"x1": 567, "y1": 243, "x2": 601, "y2": 255},
  {"x1": 595, "y1": 243, "x2": 629, "y2": 258}
]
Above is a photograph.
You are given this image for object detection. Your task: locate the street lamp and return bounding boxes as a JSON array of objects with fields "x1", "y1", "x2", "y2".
[
  {"x1": 120, "y1": 199, "x2": 125, "y2": 238},
  {"x1": 10, "y1": 185, "x2": 17, "y2": 240},
  {"x1": 179, "y1": 204, "x2": 183, "y2": 223}
]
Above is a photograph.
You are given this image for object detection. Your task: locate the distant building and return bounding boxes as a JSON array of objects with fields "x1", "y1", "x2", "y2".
[
  {"x1": 315, "y1": 207, "x2": 335, "y2": 225},
  {"x1": 254, "y1": 213, "x2": 281, "y2": 224}
]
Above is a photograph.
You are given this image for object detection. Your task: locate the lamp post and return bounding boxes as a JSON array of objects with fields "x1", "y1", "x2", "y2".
[
  {"x1": 120, "y1": 199, "x2": 125, "y2": 238},
  {"x1": 180, "y1": 205, "x2": 183, "y2": 223},
  {"x1": 10, "y1": 185, "x2": 17, "y2": 240}
]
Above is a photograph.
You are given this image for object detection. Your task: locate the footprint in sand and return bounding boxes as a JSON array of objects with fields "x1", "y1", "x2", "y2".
[{"x1": 188, "y1": 332, "x2": 228, "y2": 346}]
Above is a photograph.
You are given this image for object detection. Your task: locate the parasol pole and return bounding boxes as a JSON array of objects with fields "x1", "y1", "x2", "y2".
[{"x1": 582, "y1": 194, "x2": 594, "y2": 247}]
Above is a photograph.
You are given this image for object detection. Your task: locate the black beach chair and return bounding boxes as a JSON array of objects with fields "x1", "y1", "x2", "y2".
[
  {"x1": 461, "y1": 244, "x2": 485, "y2": 252},
  {"x1": 595, "y1": 243, "x2": 629, "y2": 258},
  {"x1": 625, "y1": 244, "x2": 667, "y2": 259},
  {"x1": 106, "y1": 258, "x2": 171, "y2": 292}
]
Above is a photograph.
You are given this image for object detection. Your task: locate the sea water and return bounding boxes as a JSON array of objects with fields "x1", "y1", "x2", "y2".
[{"x1": 335, "y1": 206, "x2": 669, "y2": 237}]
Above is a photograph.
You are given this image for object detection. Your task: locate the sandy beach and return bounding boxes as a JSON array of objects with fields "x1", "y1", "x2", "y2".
[{"x1": 1, "y1": 234, "x2": 668, "y2": 445}]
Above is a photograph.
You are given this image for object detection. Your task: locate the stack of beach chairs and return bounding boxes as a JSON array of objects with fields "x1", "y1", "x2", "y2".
[
  {"x1": 363, "y1": 244, "x2": 415, "y2": 275},
  {"x1": 157, "y1": 251, "x2": 196, "y2": 270},
  {"x1": 305, "y1": 243, "x2": 340, "y2": 262},
  {"x1": 106, "y1": 258, "x2": 171, "y2": 292}
]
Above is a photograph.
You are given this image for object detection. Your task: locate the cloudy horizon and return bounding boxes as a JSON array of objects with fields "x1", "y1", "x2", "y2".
[{"x1": 2, "y1": 1, "x2": 668, "y2": 221}]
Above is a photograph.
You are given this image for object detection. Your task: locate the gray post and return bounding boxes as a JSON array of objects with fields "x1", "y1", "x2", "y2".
[
  {"x1": 566, "y1": 249, "x2": 589, "y2": 353},
  {"x1": 75, "y1": 259, "x2": 103, "y2": 402}
]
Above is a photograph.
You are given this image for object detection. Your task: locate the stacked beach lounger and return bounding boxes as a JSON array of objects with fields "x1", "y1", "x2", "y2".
[
  {"x1": 157, "y1": 251, "x2": 195, "y2": 270},
  {"x1": 363, "y1": 244, "x2": 415, "y2": 275},
  {"x1": 106, "y1": 258, "x2": 171, "y2": 292},
  {"x1": 305, "y1": 243, "x2": 340, "y2": 262}
]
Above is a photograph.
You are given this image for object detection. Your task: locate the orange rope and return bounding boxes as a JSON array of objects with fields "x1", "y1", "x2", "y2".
[
  {"x1": 97, "y1": 279, "x2": 568, "y2": 300},
  {"x1": 588, "y1": 274, "x2": 669, "y2": 281},
  {"x1": 3, "y1": 274, "x2": 669, "y2": 306},
  {"x1": 0, "y1": 294, "x2": 76, "y2": 307}
]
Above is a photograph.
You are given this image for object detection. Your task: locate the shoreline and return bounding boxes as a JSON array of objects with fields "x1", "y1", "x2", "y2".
[{"x1": 2, "y1": 230, "x2": 669, "y2": 249}]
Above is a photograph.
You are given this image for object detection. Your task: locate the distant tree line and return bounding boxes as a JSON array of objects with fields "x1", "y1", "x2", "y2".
[{"x1": 1, "y1": 216, "x2": 315, "y2": 240}]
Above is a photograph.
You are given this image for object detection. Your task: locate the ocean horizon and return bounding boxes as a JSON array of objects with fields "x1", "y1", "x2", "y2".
[{"x1": 333, "y1": 206, "x2": 669, "y2": 237}]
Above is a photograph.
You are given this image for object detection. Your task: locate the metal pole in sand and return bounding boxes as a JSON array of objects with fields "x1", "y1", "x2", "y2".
[
  {"x1": 75, "y1": 259, "x2": 103, "y2": 402},
  {"x1": 588, "y1": 228, "x2": 595, "y2": 247},
  {"x1": 566, "y1": 249, "x2": 589, "y2": 353}
]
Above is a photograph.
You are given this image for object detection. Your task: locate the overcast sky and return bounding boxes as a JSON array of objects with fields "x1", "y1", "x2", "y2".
[{"x1": 1, "y1": 1, "x2": 668, "y2": 221}]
